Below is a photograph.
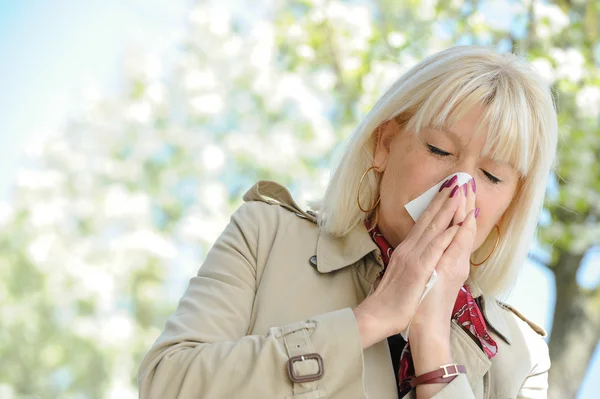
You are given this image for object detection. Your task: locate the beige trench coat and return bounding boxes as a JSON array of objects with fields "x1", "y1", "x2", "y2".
[{"x1": 138, "y1": 180, "x2": 550, "y2": 399}]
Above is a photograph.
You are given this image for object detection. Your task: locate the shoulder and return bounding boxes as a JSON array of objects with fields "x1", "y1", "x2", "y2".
[
  {"x1": 239, "y1": 180, "x2": 318, "y2": 224},
  {"x1": 229, "y1": 180, "x2": 319, "y2": 237},
  {"x1": 495, "y1": 300, "x2": 550, "y2": 371},
  {"x1": 220, "y1": 181, "x2": 320, "y2": 262}
]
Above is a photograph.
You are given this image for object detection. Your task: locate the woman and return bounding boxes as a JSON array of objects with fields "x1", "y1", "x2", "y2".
[{"x1": 138, "y1": 46, "x2": 557, "y2": 398}]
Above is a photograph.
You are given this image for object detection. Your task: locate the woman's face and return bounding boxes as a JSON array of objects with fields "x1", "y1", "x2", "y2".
[{"x1": 372, "y1": 106, "x2": 521, "y2": 253}]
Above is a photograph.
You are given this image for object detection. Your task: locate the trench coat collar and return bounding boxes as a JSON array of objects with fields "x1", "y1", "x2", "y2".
[
  {"x1": 242, "y1": 180, "x2": 382, "y2": 274},
  {"x1": 314, "y1": 220, "x2": 380, "y2": 274}
]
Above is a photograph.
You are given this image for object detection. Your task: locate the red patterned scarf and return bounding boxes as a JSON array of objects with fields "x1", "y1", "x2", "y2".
[{"x1": 368, "y1": 225, "x2": 498, "y2": 396}]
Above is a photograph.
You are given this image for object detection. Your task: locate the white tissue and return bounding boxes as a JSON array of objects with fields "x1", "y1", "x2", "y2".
[
  {"x1": 400, "y1": 172, "x2": 473, "y2": 341},
  {"x1": 404, "y1": 172, "x2": 473, "y2": 223}
]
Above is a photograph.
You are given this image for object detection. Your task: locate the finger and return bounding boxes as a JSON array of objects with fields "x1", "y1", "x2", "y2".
[
  {"x1": 417, "y1": 224, "x2": 461, "y2": 274},
  {"x1": 406, "y1": 175, "x2": 460, "y2": 243},
  {"x1": 451, "y1": 184, "x2": 467, "y2": 226},
  {"x1": 453, "y1": 178, "x2": 476, "y2": 226},
  {"x1": 466, "y1": 178, "x2": 476, "y2": 215},
  {"x1": 410, "y1": 182, "x2": 463, "y2": 252},
  {"x1": 459, "y1": 178, "x2": 477, "y2": 227},
  {"x1": 439, "y1": 209, "x2": 478, "y2": 277}
]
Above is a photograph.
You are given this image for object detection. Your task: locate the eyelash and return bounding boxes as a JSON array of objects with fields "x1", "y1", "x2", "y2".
[{"x1": 427, "y1": 145, "x2": 502, "y2": 184}]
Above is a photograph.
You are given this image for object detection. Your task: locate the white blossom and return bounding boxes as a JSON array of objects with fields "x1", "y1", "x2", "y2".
[
  {"x1": 184, "y1": 69, "x2": 218, "y2": 91},
  {"x1": 198, "y1": 181, "x2": 228, "y2": 208},
  {"x1": 551, "y1": 48, "x2": 586, "y2": 82},
  {"x1": 207, "y1": 6, "x2": 231, "y2": 37},
  {"x1": 387, "y1": 32, "x2": 407, "y2": 48},
  {"x1": 202, "y1": 145, "x2": 226, "y2": 171},
  {"x1": 126, "y1": 101, "x2": 152, "y2": 124},
  {"x1": 535, "y1": 2, "x2": 569, "y2": 36},
  {"x1": 27, "y1": 233, "x2": 63, "y2": 265},
  {"x1": 297, "y1": 44, "x2": 316, "y2": 60},
  {"x1": 531, "y1": 58, "x2": 555, "y2": 84},
  {"x1": 103, "y1": 185, "x2": 151, "y2": 219},
  {"x1": 15, "y1": 169, "x2": 64, "y2": 190},
  {"x1": 179, "y1": 214, "x2": 227, "y2": 244},
  {"x1": 576, "y1": 85, "x2": 600, "y2": 119},
  {"x1": 287, "y1": 24, "x2": 305, "y2": 40},
  {"x1": 417, "y1": 0, "x2": 437, "y2": 20},
  {"x1": 111, "y1": 229, "x2": 177, "y2": 259},
  {"x1": 222, "y1": 36, "x2": 242, "y2": 56},
  {"x1": 190, "y1": 94, "x2": 224, "y2": 115},
  {"x1": 146, "y1": 82, "x2": 166, "y2": 104},
  {"x1": 0, "y1": 202, "x2": 12, "y2": 228},
  {"x1": 101, "y1": 313, "x2": 134, "y2": 345}
]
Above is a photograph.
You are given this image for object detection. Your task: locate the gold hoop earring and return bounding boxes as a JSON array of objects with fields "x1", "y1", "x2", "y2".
[
  {"x1": 470, "y1": 224, "x2": 500, "y2": 267},
  {"x1": 357, "y1": 165, "x2": 381, "y2": 213}
]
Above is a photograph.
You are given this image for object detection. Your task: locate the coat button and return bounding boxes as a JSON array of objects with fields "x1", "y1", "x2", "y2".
[{"x1": 309, "y1": 255, "x2": 318, "y2": 268}]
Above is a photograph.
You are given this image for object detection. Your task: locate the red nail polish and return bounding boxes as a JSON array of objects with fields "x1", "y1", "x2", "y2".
[
  {"x1": 472, "y1": 178, "x2": 476, "y2": 193},
  {"x1": 439, "y1": 179, "x2": 449, "y2": 192},
  {"x1": 440, "y1": 175, "x2": 458, "y2": 192},
  {"x1": 475, "y1": 208, "x2": 480, "y2": 218},
  {"x1": 457, "y1": 222, "x2": 463, "y2": 226},
  {"x1": 450, "y1": 185, "x2": 459, "y2": 198},
  {"x1": 462, "y1": 184, "x2": 468, "y2": 196}
]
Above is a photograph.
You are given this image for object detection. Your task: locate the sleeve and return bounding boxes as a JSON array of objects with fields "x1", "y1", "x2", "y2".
[
  {"x1": 517, "y1": 336, "x2": 550, "y2": 398},
  {"x1": 431, "y1": 374, "x2": 476, "y2": 399},
  {"x1": 137, "y1": 201, "x2": 366, "y2": 399}
]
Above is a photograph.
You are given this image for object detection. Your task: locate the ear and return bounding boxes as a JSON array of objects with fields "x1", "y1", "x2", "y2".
[{"x1": 373, "y1": 120, "x2": 396, "y2": 171}]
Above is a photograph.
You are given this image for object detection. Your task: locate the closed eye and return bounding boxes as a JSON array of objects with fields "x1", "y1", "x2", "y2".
[
  {"x1": 483, "y1": 171, "x2": 501, "y2": 184},
  {"x1": 427, "y1": 144, "x2": 502, "y2": 184},
  {"x1": 427, "y1": 144, "x2": 451, "y2": 157}
]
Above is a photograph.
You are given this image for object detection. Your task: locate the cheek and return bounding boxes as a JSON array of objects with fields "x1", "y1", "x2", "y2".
[
  {"x1": 379, "y1": 169, "x2": 408, "y2": 215},
  {"x1": 474, "y1": 190, "x2": 513, "y2": 243}
]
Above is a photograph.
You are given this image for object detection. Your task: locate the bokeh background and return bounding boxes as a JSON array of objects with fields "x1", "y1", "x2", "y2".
[{"x1": 1, "y1": 0, "x2": 599, "y2": 398}]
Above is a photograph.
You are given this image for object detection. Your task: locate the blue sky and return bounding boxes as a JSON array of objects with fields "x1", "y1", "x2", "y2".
[
  {"x1": 0, "y1": 1, "x2": 598, "y2": 397},
  {"x1": 0, "y1": 0, "x2": 190, "y2": 200}
]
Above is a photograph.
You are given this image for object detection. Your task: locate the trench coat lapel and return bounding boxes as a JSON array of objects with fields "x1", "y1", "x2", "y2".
[
  {"x1": 465, "y1": 277, "x2": 513, "y2": 345},
  {"x1": 314, "y1": 222, "x2": 379, "y2": 274},
  {"x1": 449, "y1": 319, "x2": 492, "y2": 390}
]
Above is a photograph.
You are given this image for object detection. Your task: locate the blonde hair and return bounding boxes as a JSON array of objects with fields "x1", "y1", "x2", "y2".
[{"x1": 316, "y1": 46, "x2": 558, "y2": 297}]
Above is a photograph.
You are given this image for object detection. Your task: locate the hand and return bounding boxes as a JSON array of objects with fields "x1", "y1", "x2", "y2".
[
  {"x1": 353, "y1": 176, "x2": 467, "y2": 349},
  {"x1": 410, "y1": 178, "x2": 478, "y2": 337}
]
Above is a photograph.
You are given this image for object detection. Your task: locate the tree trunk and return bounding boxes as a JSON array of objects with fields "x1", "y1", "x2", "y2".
[{"x1": 548, "y1": 251, "x2": 600, "y2": 399}]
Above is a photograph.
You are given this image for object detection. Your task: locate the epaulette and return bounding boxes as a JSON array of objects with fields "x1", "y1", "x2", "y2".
[
  {"x1": 242, "y1": 180, "x2": 318, "y2": 223},
  {"x1": 496, "y1": 300, "x2": 547, "y2": 337}
]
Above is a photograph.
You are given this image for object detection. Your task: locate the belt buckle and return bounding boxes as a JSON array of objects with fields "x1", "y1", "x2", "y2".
[{"x1": 286, "y1": 353, "x2": 324, "y2": 383}]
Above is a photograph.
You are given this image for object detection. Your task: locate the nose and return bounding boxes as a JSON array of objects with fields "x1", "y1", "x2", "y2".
[
  {"x1": 451, "y1": 161, "x2": 478, "y2": 184},
  {"x1": 446, "y1": 168, "x2": 476, "y2": 185}
]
